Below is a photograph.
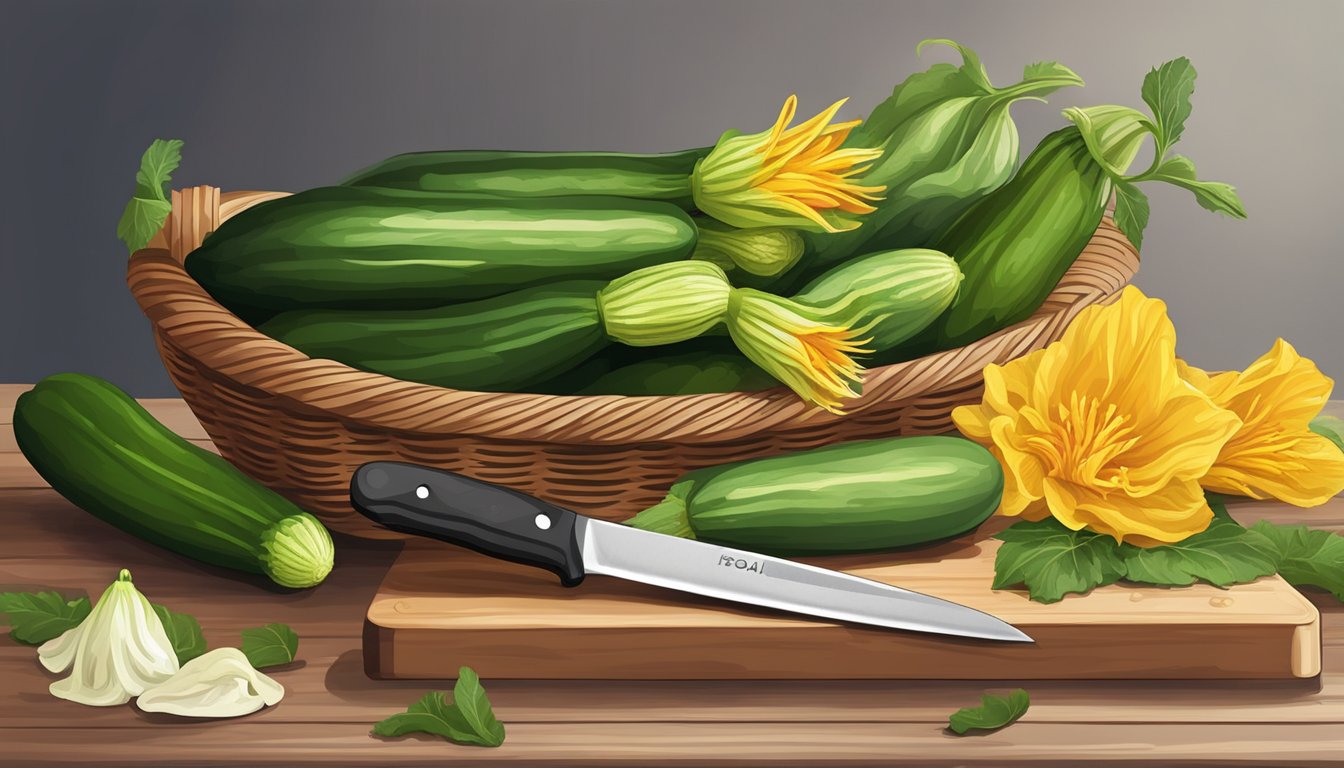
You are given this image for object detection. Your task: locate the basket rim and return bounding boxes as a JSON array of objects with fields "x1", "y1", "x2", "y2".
[{"x1": 127, "y1": 187, "x2": 1139, "y2": 445}]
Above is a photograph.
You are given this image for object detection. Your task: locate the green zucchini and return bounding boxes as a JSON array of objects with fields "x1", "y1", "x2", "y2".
[
  {"x1": 341, "y1": 148, "x2": 709, "y2": 208},
  {"x1": 627, "y1": 436, "x2": 1003, "y2": 555},
  {"x1": 185, "y1": 186, "x2": 698, "y2": 314},
  {"x1": 260, "y1": 281, "x2": 608, "y2": 392},
  {"x1": 12, "y1": 374, "x2": 335, "y2": 588}
]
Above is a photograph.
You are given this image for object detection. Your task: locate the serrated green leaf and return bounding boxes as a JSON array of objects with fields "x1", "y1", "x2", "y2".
[
  {"x1": 0, "y1": 591, "x2": 91, "y2": 645},
  {"x1": 151, "y1": 603, "x2": 207, "y2": 665},
  {"x1": 451, "y1": 667, "x2": 506, "y2": 747},
  {"x1": 948, "y1": 689, "x2": 1030, "y2": 735},
  {"x1": 117, "y1": 138, "x2": 183, "y2": 254},
  {"x1": 116, "y1": 197, "x2": 173, "y2": 255},
  {"x1": 1141, "y1": 57, "x2": 1197, "y2": 152},
  {"x1": 240, "y1": 622, "x2": 299, "y2": 669},
  {"x1": 1250, "y1": 521, "x2": 1344, "y2": 601},
  {"x1": 1121, "y1": 515, "x2": 1278, "y2": 588},
  {"x1": 993, "y1": 519, "x2": 1126, "y2": 603},
  {"x1": 1112, "y1": 181, "x2": 1151, "y2": 250},
  {"x1": 1023, "y1": 60, "x2": 1078, "y2": 82},
  {"x1": 372, "y1": 667, "x2": 505, "y2": 748},
  {"x1": 1152, "y1": 155, "x2": 1247, "y2": 218},
  {"x1": 133, "y1": 138, "x2": 183, "y2": 201},
  {"x1": 1309, "y1": 415, "x2": 1344, "y2": 455}
]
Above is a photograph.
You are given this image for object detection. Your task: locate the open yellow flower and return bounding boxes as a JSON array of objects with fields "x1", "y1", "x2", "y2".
[
  {"x1": 952, "y1": 286, "x2": 1242, "y2": 546},
  {"x1": 1179, "y1": 340, "x2": 1344, "y2": 506},
  {"x1": 692, "y1": 95, "x2": 885, "y2": 233},
  {"x1": 726, "y1": 288, "x2": 869, "y2": 413}
]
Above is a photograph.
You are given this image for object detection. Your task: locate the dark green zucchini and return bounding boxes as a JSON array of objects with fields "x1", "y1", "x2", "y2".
[
  {"x1": 627, "y1": 436, "x2": 1003, "y2": 555},
  {"x1": 259, "y1": 281, "x2": 608, "y2": 392},
  {"x1": 185, "y1": 187, "x2": 698, "y2": 314},
  {"x1": 12, "y1": 374, "x2": 334, "y2": 588},
  {"x1": 341, "y1": 148, "x2": 709, "y2": 209}
]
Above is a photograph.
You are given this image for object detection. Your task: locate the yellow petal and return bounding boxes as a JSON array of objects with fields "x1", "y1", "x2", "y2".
[
  {"x1": 1193, "y1": 339, "x2": 1343, "y2": 506},
  {"x1": 1045, "y1": 476, "x2": 1212, "y2": 546},
  {"x1": 1202, "y1": 432, "x2": 1344, "y2": 506}
]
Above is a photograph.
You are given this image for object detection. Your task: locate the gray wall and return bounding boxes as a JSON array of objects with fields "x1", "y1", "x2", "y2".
[{"x1": 4, "y1": 0, "x2": 1341, "y2": 396}]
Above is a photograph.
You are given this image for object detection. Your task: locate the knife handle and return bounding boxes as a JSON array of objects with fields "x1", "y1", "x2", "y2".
[{"x1": 350, "y1": 462, "x2": 585, "y2": 586}]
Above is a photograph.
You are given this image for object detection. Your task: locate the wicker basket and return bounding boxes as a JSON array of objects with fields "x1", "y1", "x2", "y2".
[{"x1": 128, "y1": 186, "x2": 1139, "y2": 539}]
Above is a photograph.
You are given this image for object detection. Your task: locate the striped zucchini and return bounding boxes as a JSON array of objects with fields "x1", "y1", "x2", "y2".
[
  {"x1": 341, "y1": 148, "x2": 709, "y2": 208},
  {"x1": 185, "y1": 186, "x2": 698, "y2": 314},
  {"x1": 627, "y1": 436, "x2": 1003, "y2": 555},
  {"x1": 12, "y1": 374, "x2": 334, "y2": 588},
  {"x1": 259, "y1": 281, "x2": 608, "y2": 392}
]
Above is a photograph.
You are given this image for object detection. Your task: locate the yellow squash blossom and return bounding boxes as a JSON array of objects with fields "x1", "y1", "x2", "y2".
[
  {"x1": 952, "y1": 286, "x2": 1242, "y2": 546},
  {"x1": 726, "y1": 288, "x2": 869, "y2": 414},
  {"x1": 692, "y1": 95, "x2": 885, "y2": 233},
  {"x1": 1179, "y1": 340, "x2": 1344, "y2": 506}
]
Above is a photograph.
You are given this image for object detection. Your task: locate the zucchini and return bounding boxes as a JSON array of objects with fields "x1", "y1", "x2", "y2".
[
  {"x1": 627, "y1": 436, "x2": 1003, "y2": 555},
  {"x1": 185, "y1": 187, "x2": 698, "y2": 314},
  {"x1": 260, "y1": 281, "x2": 608, "y2": 392},
  {"x1": 341, "y1": 148, "x2": 709, "y2": 208},
  {"x1": 12, "y1": 374, "x2": 334, "y2": 588}
]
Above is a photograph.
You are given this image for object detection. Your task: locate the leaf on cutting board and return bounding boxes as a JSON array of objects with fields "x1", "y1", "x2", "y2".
[
  {"x1": 1112, "y1": 180, "x2": 1151, "y2": 250},
  {"x1": 1120, "y1": 512, "x2": 1278, "y2": 588},
  {"x1": 0, "y1": 591, "x2": 91, "y2": 645},
  {"x1": 372, "y1": 667, "x2": 505, "y2": 748},
  {"x1": 1249, "y1": 521, "x2": 1344, "y2": 601},
  {"x1": 153, "y1": 603, "x2": 208, "y2": 665},
  {"x1": 992, "y1": 518, "x2": 1126, "y2": 603},
  {"x1": 1140, "y1": 56, "x2": 1197, "y2": 152},
  {"x1": 1310, "y1": 415, "x2": 1344, "y2": 455},
  {"x1": 240, "y1": 622, "x2": 300, "y2": 669},
  {"x1": 116, "y1": 138, "x2": 183, "y2": 255},
  {"x1": 948, "y1": 689, "x2": 1030, "y2": 735}
]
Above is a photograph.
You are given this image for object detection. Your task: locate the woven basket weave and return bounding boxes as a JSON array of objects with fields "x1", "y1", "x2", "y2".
[{"x1": 128, "y1": 186, "x2": 1140, "y2": 539}]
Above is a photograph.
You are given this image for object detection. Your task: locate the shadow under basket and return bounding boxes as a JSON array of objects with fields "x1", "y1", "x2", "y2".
[{"x1": 128, "y1": 186, "x2": 1140, "y2": 539}]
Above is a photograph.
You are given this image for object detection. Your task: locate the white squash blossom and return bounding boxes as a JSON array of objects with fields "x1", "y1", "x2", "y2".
[
  {"x1": 136, "y1": 647, "x2": 284, "y2": 718},
  {"x1": 39, "y1": 569, "x2": 179, "y2": 706}
]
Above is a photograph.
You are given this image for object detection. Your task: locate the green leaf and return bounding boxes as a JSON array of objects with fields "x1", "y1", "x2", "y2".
[
  {"x1": 1022, "y1": 60, "x2": 1078, "y2": 82},
  {"x1": 116, "y1": 197, "x2": 174, "y2": 256},
  {"x1": 1140, "y1": 57, "x2": 1197, "y2": 152},
  {"x1": 1121, "y1": 514, "x2": 1278, "y2": 588},
  {"x1": 117, "y1": 138, "x2": 183, "y2": 254},
  {"x1": 133, "y1": 138, "x2": 183, "y2": 201},
  {"x1": 1112, "y1": 181, "x2": 1151, "y2": 250},
  {"x1": 1152, "y1": 155, "x2": 1247, "y2": 218},
  {"x1": 1310, "y1": 415, "x2": 1344, "y2": 455},
  {"x1": 372, "y1": 668, "x2": 505, "y2": 748},
  {"x1": 948, "y1": 689, "x2": 1030, "y2": 735},
  {"x1": 240, "y1": 622, "x2": 300, "y2": 669},
  {"x1": 151, "y1": 603, "x2": 208, "y2": 665},
  {"x1": 451, "y1": 667, "x2": 506, "y2": 747},
  {"x1": 993, "y1": 519, "x2": 1126, "y2": 603},
  {"x1": 0, "y1": 592, "x2": 91, "y2": 645},
  {"x1": 1250, "y1": 521, "x2": 1344, "y2": 601}
]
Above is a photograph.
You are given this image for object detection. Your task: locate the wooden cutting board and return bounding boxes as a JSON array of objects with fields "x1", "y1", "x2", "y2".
[{"x1": 364, "y1": 525, "x2": 1320, "y2": 681}]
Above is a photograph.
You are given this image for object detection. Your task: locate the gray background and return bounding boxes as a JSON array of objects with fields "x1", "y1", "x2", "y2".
[{"x1": 4, "y1": 0, "x2": 1341, "y2": 396}]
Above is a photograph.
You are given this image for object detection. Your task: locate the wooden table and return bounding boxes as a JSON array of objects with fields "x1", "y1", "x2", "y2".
[{"x1": 3, "y1": 383, "x2": 1343, "y2": 766}]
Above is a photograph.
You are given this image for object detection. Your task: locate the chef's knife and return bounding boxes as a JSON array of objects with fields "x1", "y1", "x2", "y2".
[{"x1": 350, "y1": 461, "x2": 1031, "y2": 643}]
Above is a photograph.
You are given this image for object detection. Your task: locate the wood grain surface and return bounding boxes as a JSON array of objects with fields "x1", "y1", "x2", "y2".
[{"x1": 3, "y1": 386, "x2": 1343, "y2": 765}]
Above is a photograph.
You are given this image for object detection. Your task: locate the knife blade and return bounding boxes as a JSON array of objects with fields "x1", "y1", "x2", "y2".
[{"x1": 350, "y1": 461, "x2": 1031, "y2": 643}]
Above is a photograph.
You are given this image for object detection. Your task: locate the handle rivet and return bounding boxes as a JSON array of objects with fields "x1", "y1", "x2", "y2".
[
  {"x1": 415, "y1": 485, "x2": 430, "y2": 500},
  {"x1": 534, "y1": 514, "x2": 552, "y2": 531}
]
